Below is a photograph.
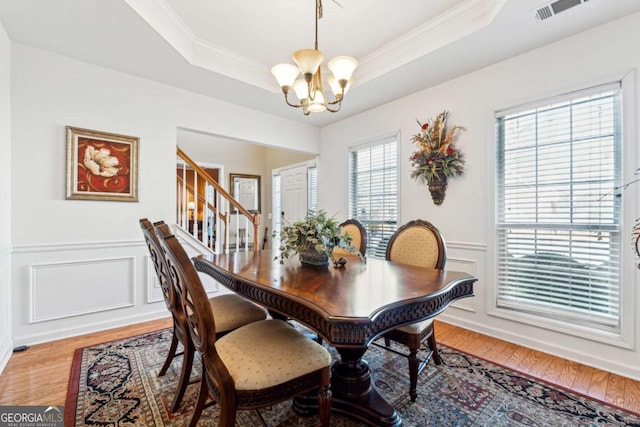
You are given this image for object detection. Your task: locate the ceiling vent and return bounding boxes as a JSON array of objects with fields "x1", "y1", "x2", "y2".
[{"x1": 534, "y1": 0, "x2": 590, "y2": 21}]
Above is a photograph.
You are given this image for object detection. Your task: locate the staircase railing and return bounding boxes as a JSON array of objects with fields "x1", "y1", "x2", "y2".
[{"x1": 176, "y1": 147, "x2": 260, "y2": 253}]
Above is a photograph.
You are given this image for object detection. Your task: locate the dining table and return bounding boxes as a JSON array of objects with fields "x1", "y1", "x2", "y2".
[{"x1": 193, "y1": 250, "x2": 477, "y2": 427}]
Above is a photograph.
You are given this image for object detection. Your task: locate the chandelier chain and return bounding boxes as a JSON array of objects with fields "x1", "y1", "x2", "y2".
[{"x1": 315, "y1": 0, "x2": 322, "y2": 50}]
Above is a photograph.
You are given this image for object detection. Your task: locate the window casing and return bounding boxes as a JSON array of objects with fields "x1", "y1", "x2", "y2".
[
  {"x1": 495, "y1": 83, "x2": 622, "y2": 333},
  {"x1": 349, "y1": 135, "x2": 398, "y2": 258}
]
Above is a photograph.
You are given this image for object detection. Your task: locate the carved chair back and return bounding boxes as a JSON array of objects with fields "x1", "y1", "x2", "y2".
[
  {"x1": 139, "y1": 219, "x2": 179, "y2": 311},
  {"x1": 154, "y1": 224, "x2": 232, "y2": 391},
  {"x1": 386, "y1": 219, "x2": 446, "y2": 269},
  {"x1": 334, "y1": 218, "x2": 367, "y2": 257}
]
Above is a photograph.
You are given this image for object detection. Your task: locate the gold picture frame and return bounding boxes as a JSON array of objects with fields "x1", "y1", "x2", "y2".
[
  {"x1": 229, "y1": 173, "x2": 261, "y2": 213},
  {"x1": 66, "y1": 126, "x2": 139, "y2": 201}
]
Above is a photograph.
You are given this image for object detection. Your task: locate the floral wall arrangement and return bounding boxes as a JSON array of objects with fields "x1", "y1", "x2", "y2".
[{"x1": 409, "y1": 110, "x2": 466, "y2": 204}]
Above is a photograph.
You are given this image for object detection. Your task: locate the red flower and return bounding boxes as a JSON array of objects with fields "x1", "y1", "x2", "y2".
[
  {"x1": 422, "y1": 123, "x2": 429, "y2": 130},
  {"x1": 446, "y1": 147, "x2": 455, "y2": 156}
]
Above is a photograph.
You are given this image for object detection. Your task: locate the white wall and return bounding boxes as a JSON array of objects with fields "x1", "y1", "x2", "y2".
[
  {"x1": 0, "y1": 19, "x2": 13, "y2": 373},
  {"x1": 318, "y1": 13, "x2": 640, "y2": 380},
  {"x1": 10, "y1": 44, "x2": 320, "y2": 346}
]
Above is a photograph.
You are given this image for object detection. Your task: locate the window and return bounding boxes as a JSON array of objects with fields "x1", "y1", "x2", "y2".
[
  {"x1": 349, "y1": 134, "x2": 398, "y2": 258},
  {"x1": 272, "y1": 174, "x2": 281, "y2": 250},
  {"x1": 495, "y1": 83, "x2": 622, "y2": 332},
  {"x1": 308, "y1": 166, "x2": 317, "y2": 212}
]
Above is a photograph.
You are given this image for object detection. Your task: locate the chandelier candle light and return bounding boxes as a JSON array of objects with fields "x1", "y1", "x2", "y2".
[{"x1": 271, "y1": 0, "x2": 358, "y2": 115}]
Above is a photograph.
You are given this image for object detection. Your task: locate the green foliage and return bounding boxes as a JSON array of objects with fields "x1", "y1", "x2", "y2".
[
  {"x1": 410, "y1": 110, "x2": 466, "y2": 184},
  {"x1": 274, "y1": 209, "x2": 360, "y2": 264}
]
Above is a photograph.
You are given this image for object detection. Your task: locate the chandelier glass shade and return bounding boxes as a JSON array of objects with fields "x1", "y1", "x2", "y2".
[{"x1": 271, "y1": 0, "x2": 358, "y2": 115}]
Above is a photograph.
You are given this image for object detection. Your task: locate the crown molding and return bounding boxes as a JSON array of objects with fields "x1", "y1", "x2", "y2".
[
  {"x1": 125, "y1": 0, "x2": 195, "y2": 62},
  {"x1": 356, "y1": 0, "x2": 508, "y2": 85},
  {"x1": 124, "y1": 0, "x2": 278, "y2": 92},
  {"x1": 124, "y1": 0, "x2": 507, "y2": 93}
]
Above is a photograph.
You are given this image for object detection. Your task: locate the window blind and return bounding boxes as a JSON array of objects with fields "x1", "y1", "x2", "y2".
[
  {"x1": 349, "y1": 136, "x2": 398, "y2": 258},
  {"x1": 495, "y1": 83, "x2": 622, "y2": 331},
  {"x1": 272, "y1": 174, "x2": 281, "y2": 249},
  {"x1": 308, "y1": 166, "x2": 317, "y2": 212}
]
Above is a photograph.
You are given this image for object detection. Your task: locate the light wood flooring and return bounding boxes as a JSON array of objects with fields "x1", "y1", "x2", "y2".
[{"x1": 0, "y1": 318, "x2": 639, "y2": 416}]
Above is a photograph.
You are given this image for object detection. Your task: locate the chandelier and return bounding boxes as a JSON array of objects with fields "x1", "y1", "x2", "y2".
[{"x1": 271, "y1": 0, "x2": 358, "y2": 115}]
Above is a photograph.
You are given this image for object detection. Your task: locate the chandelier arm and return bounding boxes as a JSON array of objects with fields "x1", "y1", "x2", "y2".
[
  {"x1": 284, "y1": 98, "x2": 306, "y2": 109},
  {"x1": 284, "y1": 95, "x2": 305, "y2": 108},
  {"x1": 324, "y1": 83, "x2": 345, "y2": 105},
  {"x1": 283, "y1": 91, "x2": 306, "y2": 109},
  {"x1": 325, "y1": 102, "x2": 342, "y2": 113},
  {"x1": 325, "y1": 95, "x2": 344, "y2": 105}
]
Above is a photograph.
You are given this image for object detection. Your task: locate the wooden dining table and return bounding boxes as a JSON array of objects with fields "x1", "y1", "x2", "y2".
[{"x1": 193, "y1": 250, "x2": 476, "y2": 427}]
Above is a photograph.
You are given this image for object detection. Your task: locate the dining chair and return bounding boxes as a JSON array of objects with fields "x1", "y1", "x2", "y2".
[
  {"x1": 333, "y1": 218, "x2": 367, "y2": 258},
  {"x1": 155, "y1": 224, "x2": 332, "y2": 427},
  {"x1": 139, "y1": 218, "x2": 267, "y2": 413},
  {"x1": 377, "y1": 219, "x2": 446, "y2": 402}
]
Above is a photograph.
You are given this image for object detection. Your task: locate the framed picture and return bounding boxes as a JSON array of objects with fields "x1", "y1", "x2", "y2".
[
  {"x1": 66, "y1": 126, "x2": 139, "y2": 201},
  {"x1": 229, "y1": 173, "x2": 261, "y2": 213}
]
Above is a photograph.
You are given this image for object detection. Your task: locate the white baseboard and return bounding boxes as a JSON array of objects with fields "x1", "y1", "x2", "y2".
[
  {"x1": 12, "y1": 310, "x2": 170, "y2": 348},
  {"x1": 437, "y1": 313, "x2": 640, "y2": 382},
  {"x1": 0, "y1": 333, "x2": 13, "y2": 375}
]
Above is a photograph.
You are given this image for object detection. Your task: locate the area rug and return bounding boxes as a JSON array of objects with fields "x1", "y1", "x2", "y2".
[{"x1": 66, "y1": 328, "x2": 640, "y2": 426}]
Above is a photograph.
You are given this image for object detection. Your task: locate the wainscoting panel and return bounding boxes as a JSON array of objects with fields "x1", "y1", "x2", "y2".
[
  {"x1": 145, "y1": 256, "x2": 164, "y2": 304},
  {"x1": 446, "y1": 256, "x2": 477, "y2": 312},
  {"x1": 0, "y1": 249, "x2": 12, "y2": 375},
  {"x1": 11, "y1": 239, "x2": 210, "y2": 346},
  {"x1": 29, "y1": 257, "x2": 135, "y2": 323}
]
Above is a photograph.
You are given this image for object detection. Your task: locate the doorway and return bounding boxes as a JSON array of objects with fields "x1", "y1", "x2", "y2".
[{"x1": 272, "y1": 161, "x2": 317, "y2": 249}]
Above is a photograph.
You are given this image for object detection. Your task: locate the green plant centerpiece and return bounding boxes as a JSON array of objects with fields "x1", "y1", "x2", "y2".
[{"x1": 275, "y1": 210, "x2": 360, "y2": 267}]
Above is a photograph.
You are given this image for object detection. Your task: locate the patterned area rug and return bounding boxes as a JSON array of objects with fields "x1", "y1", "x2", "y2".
[{"x1": 66, "y1": 328, "x2": 640, "y2": 426}]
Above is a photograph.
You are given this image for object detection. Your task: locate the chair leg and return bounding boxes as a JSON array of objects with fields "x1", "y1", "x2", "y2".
[
  {"x1": 427, "y1": 333, "x2": 442, "y2": 365},
  {"x1": 169, "y1": 338, "x2": 194, "y2": 413},
  {"x1": 384, "y1": 337, "x2": 391, "y2": 347},
  {"x1": 158, "y1": 330, "x2": 179, "y2": 376},
  {"x1": 188, "y1": 374, "x2": 209, "y2": 427},
  {"x1": 408, "y1": 344, "x2": 420, "y2": 402},
  {"x1": 317, "y1": 370, "x2": 332, "y2": 427},
  {"x1": 218, "y1": 392, "x2": 238, "y2": 427}
]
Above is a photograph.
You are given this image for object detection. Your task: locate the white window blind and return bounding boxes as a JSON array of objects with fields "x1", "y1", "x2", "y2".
[
  {"x1": 272, "y1": 174, "x2": 281, "y2": 250},
  {"x1": 308, "y1": 166, "x2": 317, "y2": 212},
  {"x1": 349, "y1": 136, "x2": 398, "y2": 258},
  {"x1": 495, "y1": 83, "x2": 622, "y2": 331}
]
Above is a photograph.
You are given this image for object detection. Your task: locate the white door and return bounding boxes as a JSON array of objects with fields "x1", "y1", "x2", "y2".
[{"x1": 280, "y1": 164, "x2": 308, "y2": 226}]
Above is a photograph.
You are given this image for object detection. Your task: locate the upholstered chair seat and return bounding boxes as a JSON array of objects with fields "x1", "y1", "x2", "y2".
[
  {"x1": 209, "y1": 294, "x2": 267, "y2": 334},
  {"x1": 216, "y1": 319, "x2": 332, "y2": 390},
  {"x1": 394, "y1": 318, "x2": 433, "y2": 335}
]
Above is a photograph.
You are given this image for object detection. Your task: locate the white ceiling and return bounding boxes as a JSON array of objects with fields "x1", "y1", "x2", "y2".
[{"x1": 1, "y1": 0, "x2": 639, "y2": 127}]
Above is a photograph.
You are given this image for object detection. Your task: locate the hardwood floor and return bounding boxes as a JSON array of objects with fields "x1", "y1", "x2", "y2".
[
  {"x1": 0, "y1": 318, "x2": 639, "y2": 416},
  {"x1": 436, "y1": 321, "x2": 640, "y2": 414},
  {"x1": 0, "y1": 317, "x2": 173, "y2": 407}
]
